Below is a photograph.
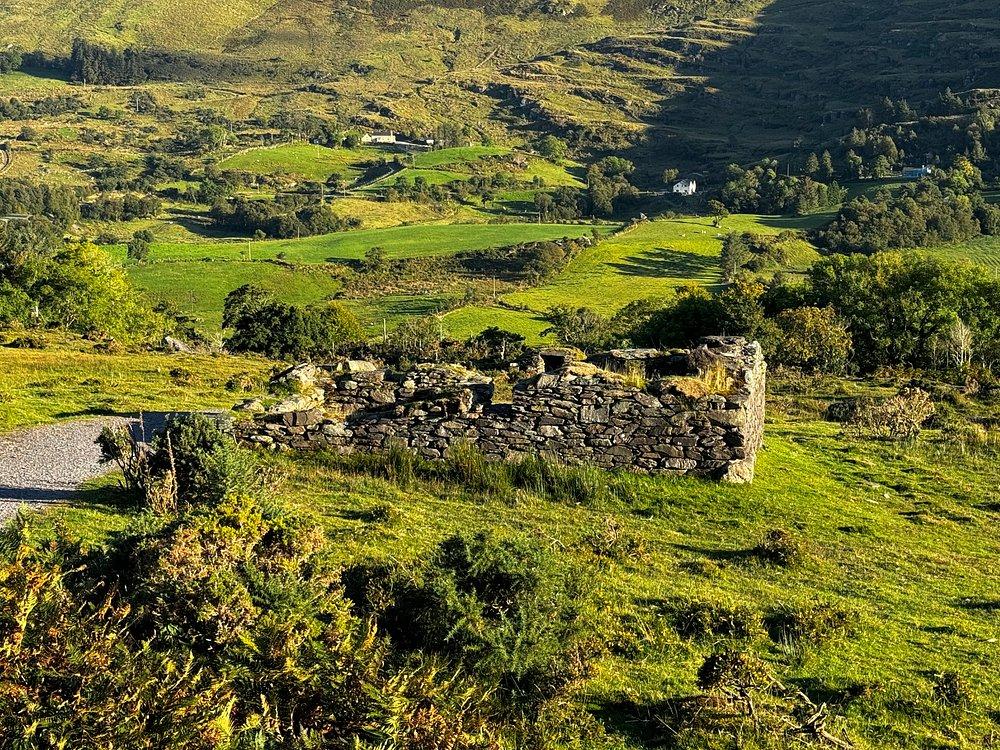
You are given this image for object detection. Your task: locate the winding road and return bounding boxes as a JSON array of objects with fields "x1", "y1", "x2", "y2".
[{"x1": 0, "y1": 415, "x2": 168, "y2": 524}]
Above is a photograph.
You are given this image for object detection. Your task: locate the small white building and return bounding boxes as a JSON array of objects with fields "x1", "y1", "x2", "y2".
[
  {"x1": 672, "y1": 178, "x2": 697, "y2": 196},
  {"x1": 902, "y1": 165, "x2": 932, "y2": 180},
  {"x1": 361, "y1": 130, "x2": 397, "y2": 145}
]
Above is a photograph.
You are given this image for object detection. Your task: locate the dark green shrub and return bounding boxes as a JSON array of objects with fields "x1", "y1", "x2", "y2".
[
  {"x1": 361, "y1": 501, "x2": 400, "y2": 525},
  {"x1": 351, "y1": 531, "x2": 598, "y2": 716},
  {"x1": 751, "y1": 528, "x2": 805, "y2": 567},
  {"x1": 223, "y1": 284, "x2": 363, "y2": 360},
  {"x1": 764, "y1": 599, "x2": 856, "y2": 644},
  {"x1": 99, "y1": 413, "x2": 259, "y2": 511},
  {"x1": 672, "y1": 599, "x2": 757, "y2": 639},
  {"x1": 147, "y1": 413, "x2": 258, "y2": 507}
]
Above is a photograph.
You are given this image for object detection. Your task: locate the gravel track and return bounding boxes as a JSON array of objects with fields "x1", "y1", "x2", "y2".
[{"x1": 0, "y1": 414, "x2": 169, "y2": 525}]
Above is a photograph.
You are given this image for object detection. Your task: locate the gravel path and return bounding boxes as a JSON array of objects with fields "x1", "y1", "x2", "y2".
[{"x1": 0, "y1": 414, "x2": 169, "y2": 525}]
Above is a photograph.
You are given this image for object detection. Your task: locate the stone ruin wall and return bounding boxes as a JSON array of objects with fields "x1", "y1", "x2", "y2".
[{"x1": 238, "y1": 337, "x2": 766, "y2": 483}]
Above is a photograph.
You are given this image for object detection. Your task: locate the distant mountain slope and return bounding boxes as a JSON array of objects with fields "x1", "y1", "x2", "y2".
[
  {"x1": 1, "y1": 0, "x2": 997, "y2": 177},
  {"x1": 0, "y1": 0, "x2": 762, "y2": 60},
  {"x1": 473, "y1": 0, "x2": 1000, "y2": 177}
]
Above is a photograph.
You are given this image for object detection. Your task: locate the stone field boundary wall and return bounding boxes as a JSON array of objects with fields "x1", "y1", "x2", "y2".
[{"x1": 238, "y1": 336, "x2": 766, "y2": 483}]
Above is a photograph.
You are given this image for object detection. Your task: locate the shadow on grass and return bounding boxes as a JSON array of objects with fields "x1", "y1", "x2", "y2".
[
  {"x1": 71, "y1": 482, "x2": 143, "y2": 513},
  {"x1": 954, "y1": 598, "x2": 1000, "y2": 612},
  {"x1": 52, "y1": 407, "x2": 121, "y2": 419},
  {"x1": 668, "y1": 542, "x2": 754, "y2": 564},
  {"x1": 592, "y1": 697, "x2": 709, "y2": 748},
  {"x1": 756, "y1": 213, "x2": 833, "y2": 232},
  {"x1": 609, "y1": 247, "x2": 720, "y2": 281},
  {"x1": 168, "y1": 210, "x2": 233, "y2": 240}
]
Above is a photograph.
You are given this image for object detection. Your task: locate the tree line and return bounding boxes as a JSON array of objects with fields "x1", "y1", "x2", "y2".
[{"x1": 541, "y1": 252, "x2": 1000, "y2": 376}]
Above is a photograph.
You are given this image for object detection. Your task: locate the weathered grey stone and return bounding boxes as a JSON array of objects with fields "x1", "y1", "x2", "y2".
[{"x1": 237, "y1": 337, "x2": 766, "y2": 483}]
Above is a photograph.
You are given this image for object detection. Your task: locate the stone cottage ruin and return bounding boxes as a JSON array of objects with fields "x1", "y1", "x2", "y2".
[{"x1": 238, "y1": 337, "x2": 766, "y2": 483}]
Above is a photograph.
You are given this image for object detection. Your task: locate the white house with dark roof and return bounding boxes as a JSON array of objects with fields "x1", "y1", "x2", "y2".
[{"x1": 672, "y1": 178, "x2": 697, "y2": 196}]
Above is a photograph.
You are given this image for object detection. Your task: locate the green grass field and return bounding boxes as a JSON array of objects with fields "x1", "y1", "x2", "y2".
[
  {"x1": 121, "y1": 223, "x2": 618, "y2": 333},
  {"x1": 926, "y1": 234, "x2": 1000, "y2": 273},
  {"x1": 444, "y1": 214, "x2": 819, "y2": 339},
  {"x1": 410, "y1": 146, "x2": 509, "y2": 168},
  {"x1": 220, "y1": 143, "x2": 383, "y2": 181},
  {"x1": 143, "y1": 222, "x2": 618, "y2": 264},
  {"x1": 0, "y1": 333, "x2": 271, "y2": 434},
  {"x1": 128, "y1": 261, "x2": 344, "y2": 330}
]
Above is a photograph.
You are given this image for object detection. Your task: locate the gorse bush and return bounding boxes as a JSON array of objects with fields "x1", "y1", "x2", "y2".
[
  {"x1": 99, "y1": 413, "x2": 261, "y2": 512},
  {"x1": 671, "y1": 598, "x2": 758, "y2": 640},
  {"x1": 763, "y1": 599, "x2": 856, "y2": 645},
  {"x1": 2, "y1": 470, "x2": 606, "y2": 746},
  {"x1": 751, "y1": 528, "x2": 805, "y2": 567},
  {"x1": 347, "y1": 530, "x2": 599, "y2": 723},
  {"x1": 2, "y1": 421, "x2": 612, "y2": 748},
  {"x1": 0, "y1": 519, "x2": 230, "y2": 749}
]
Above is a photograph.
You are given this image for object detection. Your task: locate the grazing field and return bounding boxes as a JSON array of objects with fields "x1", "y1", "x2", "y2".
[
  {"x1": 445, "y1": 214, "x2": 819, "y2": 339},
  {"x1": 220, "y1": 143, "x2": 383, "y2": 181},
  {"x1": 347, "y1": 293, "x2": 459, "y2": 336},
  {"x1": 0, "y1": 333, "x2": 270, "y2": 434},
  {"x1": 128, "y1": 261, "x2": 344, "y2": 331},
  {"x1": 410, "y1": 146, "x2": 509, "y2": 168},
  {"x1": 926, "y1": 235, "x2": 1000, "y2": 273},
  {"x1": 122, "y1": 222, "x2": 618, "y2": 334},
  {"x1": 144, "y1": 222, "x2": 618, "y2": 264},
  {"x1": 442, "y1": 305, "x2": 551, "y2": 343},
  {"x1": 386, "y1": 167, "x2": 470, "y2": 187}
]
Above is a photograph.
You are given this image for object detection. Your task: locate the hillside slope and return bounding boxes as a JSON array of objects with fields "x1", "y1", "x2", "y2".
[{"x1": 1, "y1": 0, "x2": 998, "y2": 174}]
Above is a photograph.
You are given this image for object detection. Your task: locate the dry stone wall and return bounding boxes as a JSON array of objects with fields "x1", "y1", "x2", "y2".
[{"x1": 239, "y1": 337, "x2": 766, "y2": 483}]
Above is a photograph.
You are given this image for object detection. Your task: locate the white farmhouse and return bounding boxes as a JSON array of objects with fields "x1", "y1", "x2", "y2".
[
  {"x1": 361, "y1": 130, "x2": 397, "y2": 145},
  {"x1": 672, "y1": 178, "x2": 697, "y2": 196}
]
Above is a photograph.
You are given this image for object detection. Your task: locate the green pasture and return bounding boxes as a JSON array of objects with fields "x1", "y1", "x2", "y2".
[
  {"x1": 0, "y1": 333, "x2": 270, "y2": 434},
  {"x1": 144, "y1": 222, "x2": 618, "y2": 264},
  {"x1": 445, "y1": 214, "x2": 819, "y2": 339},
  {"x1": 128, "y1": 261, "x2": 343, "y2": 330},
  {"x1": 42, "y1": 394, "x2": 1000, "y2": 749},
  {"x1": 220, "y1": 143, "x2": 383, "y2": 181}
]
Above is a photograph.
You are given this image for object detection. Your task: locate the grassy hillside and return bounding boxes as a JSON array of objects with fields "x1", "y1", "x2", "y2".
[
  {"x1": 40, "y1": 382, "x2": 1000, "y2": 749},
  {"x1": 444, "y1": 213, "x2": 819, "y2": 340},
  {"x1": 220, "y1": 143, "x2": 384, "y2": 181},
  {"x1": 121, "y1": 222, "x2": 618, "y2": 332},
  {"x1": 127, "y1": 261, "x2": 345, "y2": 331},
  {"x1": 136, "y1": 222, "x2": 615, "y2": 263},
  {"x1": 0, "y1": 333, "x2": 271, "y2": 433},
  {"x1": 2, "y1": 0, "x2": 996, "y2": 185}
]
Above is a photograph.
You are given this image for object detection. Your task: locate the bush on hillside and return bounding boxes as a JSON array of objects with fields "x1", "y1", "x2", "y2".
[
  {"x1": 98, "y1": 413, "x2": 259, "y2": 511},
  {"x1": 0, "y1": 224, "x2": 160, "y2": 343},
  {"x1": 844, "y1": 388, "x2": 935, "y2": 441},
  {"x1": 770, "y1": 306, "x2": 853, "y2": 374},
  {"x1": 346, "y1": 530, "x2": 599, "y2": 718},
  {"x1": 223, "y1": 284, "x2": 364, "y2": 360}
]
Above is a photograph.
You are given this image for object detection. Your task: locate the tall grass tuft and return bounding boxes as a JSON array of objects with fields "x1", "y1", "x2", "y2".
[
  {"x1": 442, "y1": 441, "x2": 511, "y2": 497},
  {"x1": 332, "y1": 443, "x2": 616, "y2": 506}
]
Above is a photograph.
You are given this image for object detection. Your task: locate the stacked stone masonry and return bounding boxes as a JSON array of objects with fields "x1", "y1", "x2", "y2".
[{"x1": 239, "y1": 336, "x2": 766, "y2": 483}]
